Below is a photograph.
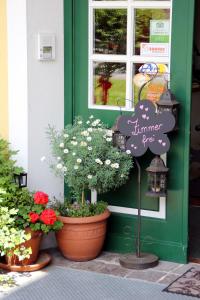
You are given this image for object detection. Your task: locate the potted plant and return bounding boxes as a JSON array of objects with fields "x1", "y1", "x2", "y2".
[
  {"x1": 47, "y1": 116, "x2": 133, "y2": 261},
  {"x1": 0, "y1": 207, "x2": 32, "y2": 265},
  {"x1": 0, "y1": 137, "x2": 63, "y2": 266}
]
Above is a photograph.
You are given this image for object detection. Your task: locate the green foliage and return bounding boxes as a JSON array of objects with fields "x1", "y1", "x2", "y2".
[
  {"x1": 47, "y1": 116, "x2": 133, "y2": 203},
  {"x1": 0, "y1": 207, "x2": 31, "y2": 260},
  {"x1": 55, "y1": 200, "x2": 108, "y2": 218},
  {"x1": 0, "y1": 138, "x2": 33, "y2": 209}
]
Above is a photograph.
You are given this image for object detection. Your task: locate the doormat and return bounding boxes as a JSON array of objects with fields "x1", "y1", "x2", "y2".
[{"x1": 163, "y1": 267, "x2": 200, "y2": 298}]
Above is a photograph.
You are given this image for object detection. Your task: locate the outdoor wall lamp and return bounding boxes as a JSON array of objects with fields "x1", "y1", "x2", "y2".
[
  {"x1": 14, "y1": 172, "x2": 27, "y2": 188},
  {"x1": 157, "y1": 89, "x2": 180, "y2": 131},
  {"x1": 146, "y1": 156, "x2": 168, "y2": 197},
  {"x1": 112, "y1": 116, "x2": 127, "y2": 151}
]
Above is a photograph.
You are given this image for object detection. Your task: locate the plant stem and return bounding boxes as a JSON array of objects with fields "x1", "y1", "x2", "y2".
[{"x1": 81, "y1": 190, "x2": 85, "y2": 206}]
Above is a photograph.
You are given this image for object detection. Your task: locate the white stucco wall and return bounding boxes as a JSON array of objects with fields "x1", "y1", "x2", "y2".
[
  {"x1": 7, "y1": 0, "x2": 28, "y2": 170},
  {"x1": 7, "y1": 0, "x2": 64, "y2": 248},
  {"x1": 26, "y1": 0, "x2": 64, "y2": 200}
]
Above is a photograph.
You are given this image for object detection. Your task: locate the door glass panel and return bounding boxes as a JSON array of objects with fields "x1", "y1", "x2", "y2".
[
  {"x1": 94, "y1": 9, "x2": 127, "y2": 55},
  {"x1": 132, "y1": 63, "x2": 168, "y2": 105},
  {"x1": 134, "y1": 9, "x2": 170, "y2": 55},
  {"x1": 93, "y1": 62, "x2": 126, "y2": 106}
]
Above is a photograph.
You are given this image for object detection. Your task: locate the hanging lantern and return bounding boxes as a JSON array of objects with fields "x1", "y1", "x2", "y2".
[
  {"x1": 157, "y1": 89, "x2": 180, "y2": 131},
  {"x1": 14, "y1": 172, "x2": 27, "y2": 188},
  {"x1": 146, "y1": 156, "x2": 168, "y2": 197},
  {"x1": 112, "y1": 116, "x2": 127, "y2": 151}
]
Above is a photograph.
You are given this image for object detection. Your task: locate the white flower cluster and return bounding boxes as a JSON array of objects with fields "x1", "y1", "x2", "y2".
[
  {"x1": 111, "y1": 163, "x2": 119, "y2": 169},
  {"x1": 95, "y1": 158, "x2": 103, "y2": 165},
  {"x1": 91, "y1": 119, "x2": 101, "y2": 127},
  {"x1": 71, "y1": 141, "x2": 78, "y2": 146}
]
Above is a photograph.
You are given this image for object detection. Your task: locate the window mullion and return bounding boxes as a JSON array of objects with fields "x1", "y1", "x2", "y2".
[{"x1": 126, "y1": 0, "x2": 134, "y2": 109}]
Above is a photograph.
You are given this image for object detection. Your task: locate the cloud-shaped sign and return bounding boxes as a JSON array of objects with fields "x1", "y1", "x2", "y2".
[{"x1": 117, "y1": 100, "x2": 175, "y2": 157}]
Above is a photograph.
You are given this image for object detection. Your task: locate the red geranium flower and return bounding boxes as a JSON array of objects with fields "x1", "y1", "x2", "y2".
[
  {"x1": 29, "y1": 212, "x2": 40, "y2": 223},
  {"x1": 40, "y1": 209, "x2": 57, "y2": 225},
  {"x1": 34, "y1": 191, "x2": 49, "y2": 205}
]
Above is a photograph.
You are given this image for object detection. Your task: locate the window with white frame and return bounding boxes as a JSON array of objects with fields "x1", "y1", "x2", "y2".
[{"x1": 88, "y1": 0, "x2": 172, "y2": 111}]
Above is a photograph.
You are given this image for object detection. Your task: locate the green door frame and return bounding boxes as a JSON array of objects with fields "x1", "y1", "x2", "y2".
[{"x1": 64, "y1": 0, "x2": 195, "y2": 263}]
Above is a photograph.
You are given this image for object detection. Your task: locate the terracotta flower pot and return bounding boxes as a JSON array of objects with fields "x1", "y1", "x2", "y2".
[
  {"x1": 56, "y1": 209, "x2": 111, "y2": 261},
  {"x1": 6, "y1": 228, "x2": 43, "y2": 266}
]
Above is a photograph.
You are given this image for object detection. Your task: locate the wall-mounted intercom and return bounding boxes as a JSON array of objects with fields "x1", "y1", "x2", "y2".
[{"x1": 38, "y1": 33, "x2": 56, "y2": 61}]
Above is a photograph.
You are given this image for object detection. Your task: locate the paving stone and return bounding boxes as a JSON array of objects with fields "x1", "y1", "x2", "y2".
[
  {"x1": 148, "y1": 260, "x2": 181, "y2": 272},
  {"x1": 97, "y1": 263, "x2": 133, "y2": 277},
  {"x1": 172, "y1": 262, "x2": 200, "y2": 274},
  {"x1": 157, "y1": 273, "x2": 180, "y2": 284},
  {"x1": 70, "y1": 261, "x2": 105, "y2": 272},
  {"x1": 94, "y1": 252, "x2": 120, "y2": 264},
  {"x1": 126, "y1": 269, "x2": 167, "y2": 282}
]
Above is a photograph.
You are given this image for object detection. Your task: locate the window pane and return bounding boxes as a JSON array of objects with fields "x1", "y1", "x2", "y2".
[
  {"x1": 94, "y1": 9, "x2": 127, "y2": 55},
  {"x1": 132, "y1": 63, "x2": 168, "y2": 105},
  {"x1": 93, "y1": 62, "x2": 126, "y2": 106},
  {"x1": 134, "y1": 9, "x2": 170, "y2": 55}
]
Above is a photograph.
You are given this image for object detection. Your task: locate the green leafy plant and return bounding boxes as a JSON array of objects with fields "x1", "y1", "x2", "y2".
[
  {"x1": 53, "y1": 200, "x2": 108, "y2": 218},
  {"x1": 46, "y1": 116, "x2": 133, "y2": 210},
  {"x1": 0, "y1": 138, "x2": 33, "y2": 209},
  {"x1": 0, "y1": 207, "x2": 32, "y2": 261}
]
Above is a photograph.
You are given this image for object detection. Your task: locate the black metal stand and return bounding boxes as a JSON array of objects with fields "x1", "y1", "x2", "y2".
[{"x1": 119, "y1": 158, "x2": 159, "y2": 269}]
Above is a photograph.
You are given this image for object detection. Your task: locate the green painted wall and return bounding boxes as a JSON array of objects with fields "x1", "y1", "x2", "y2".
[{"x1": 64, "y1": 0, "x2": 195, "y2": 263}]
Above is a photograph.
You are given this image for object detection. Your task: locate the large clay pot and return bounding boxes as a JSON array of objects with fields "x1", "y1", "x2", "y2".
[
  {"x1": 6, "y1": 228, "x2": 43, "y2": 266},
  {"x1": 56, "y1": 209, "x2": 111, "y2": 261}
]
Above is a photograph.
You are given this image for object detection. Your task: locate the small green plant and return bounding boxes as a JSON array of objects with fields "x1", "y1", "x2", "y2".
[
  {"x1": 0, "y1": 138, "x2": 33, "y2": 209},
  {"x1": 47, "y1": 116, "x2": 133, "y2": 206},
  {"x1": 0, "y1": 207, "x2": 32, "y2": 261},
  {"x1": 54, "y1": 200, "x2": 108, "y2": 218}
]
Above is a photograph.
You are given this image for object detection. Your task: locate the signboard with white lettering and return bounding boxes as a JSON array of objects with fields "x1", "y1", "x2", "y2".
[
  {"x1": 140, "y1": 43, "x2": 169, "y2": 57},
  {"x1": 117, "y1": 100, "x2": 175, "y2": 157}
]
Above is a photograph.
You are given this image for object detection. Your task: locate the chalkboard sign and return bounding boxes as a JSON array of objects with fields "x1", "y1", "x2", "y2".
[{"x1": 117, "y1": 100, "x2": 175, "y2": 157}]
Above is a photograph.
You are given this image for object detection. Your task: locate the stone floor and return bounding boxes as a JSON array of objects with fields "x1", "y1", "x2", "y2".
[{"x1": 48, "y1": 248, "x2": 200, "y2": 285}]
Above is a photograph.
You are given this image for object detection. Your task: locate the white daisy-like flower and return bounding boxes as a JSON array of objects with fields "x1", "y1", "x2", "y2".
[
  {"x1": 63, "y1": 166, "x2": 67, "y2": 172},
  {"x1": 71, "y1": 141, "x2": 78, "y2": 146},
  {"x1": 77, "y1": 158, "x2": 82, "y2": 164},
  {"x1": 95, "y1": 158, "x2": 103, "y2": 165},
  {"x1": 57, "y1": 163, "x2": 63, "y2": 169},
  {"x1": 63, "y1": 149, "x2": 69, "y2": 154},
  {"x1": 59, "y1": 142, "x2": 64, "y2": 148},
  {"x1": 120, "y1": 174, "x2": 124, "y2": 178},
  {"x1": 78, "y1": 121, "x2": 82, "y2": 125},
  {"x1": 74, "y1": 165, "x2": 79, "y2": 170},
  {"x1": 72, "y1": 136, "x2": 76, "y2": 140},
  {"x1": 87, "y1": 174, "x2": 93, "y2": 179},
  {"x1": 106, "y1": 138, "x2": 112, "y2": 142},
  {"x1": 57, "y1": 156, "x2": 61, "y2": 160},
  {"x1": 88, "y1": 146, "x2": 92, "y2": 151},
  {"x1": 114, "y1": 163, "x2": 119, "y2": 169},
  {"x1": 91, "y1": 121, "x2": 97, "y2": 127},
  {"x1": 111, "y1": 164, "x2": 115, "y2": 168},
  {"x1": 81, "y1": 131, "x2": 89, "y2": 137},
  {"x1": 106, "y1": 130, "x2": 113, "y2": 137},
  {"x1": 89, "y1": 115, "x2": 94, "y2": 119},
  {"x1": 88, "y1": 128, "x2": 93, "y2": 132},
  {"x1": 86, "y1": 121, "x2": 90, "y2": 124},
  {"x1": 72, "y1": 152, "x2": 76, "y2": 156},
  {"x1": 63, "y1": 134, "x2": 69, "y2": 138},
  {"x1": 105, "y1": 160, "x2": 111, "y2": 165},
  {"x1": 87, "y1": 136, "x2": 92, "y2": 141},
  {"x1": 80, "y1": 141, "x2": 87, "y2": 147},
  {"x1": 40, "y1": 156, "x2": 46, "y2": 162},
  {"x1": 126, "y1": 150, "x2": 131, "y2": 154}
]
